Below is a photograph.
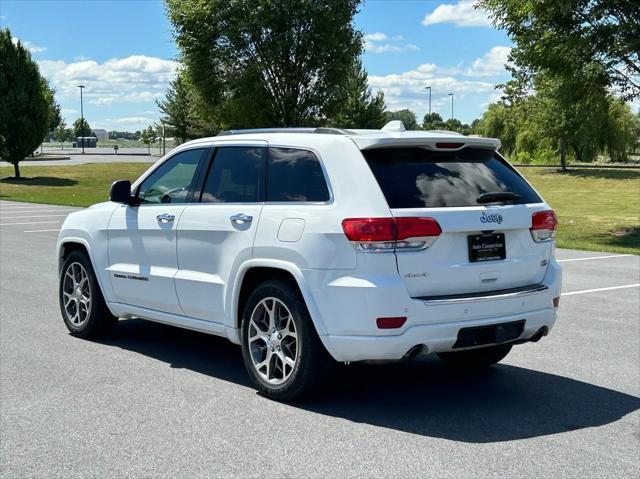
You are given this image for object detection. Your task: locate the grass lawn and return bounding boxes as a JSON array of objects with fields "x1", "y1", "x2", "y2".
[
  {"x1": 1, "y1": 163, "x2": 638, "y2": 254},
  {"x1": 517, "y1": 168, "x2": 639, "y2": 254},
  {"x1": 0, "y1": 163, "x2": 150, "y2": 207}
]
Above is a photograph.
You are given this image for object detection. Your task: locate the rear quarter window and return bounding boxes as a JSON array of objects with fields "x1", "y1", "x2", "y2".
[
  {"x1": 363, "y1": 147, "x2": 542, "y2": 208},
  {"x1": 267, "y1": 147, "x2": 330, "y2": 202}
]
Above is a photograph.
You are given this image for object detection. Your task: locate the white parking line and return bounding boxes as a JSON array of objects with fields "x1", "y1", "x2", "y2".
[
  {"x1": 563, "y1": 284, "x2": 640, "y2": 296},
  {"x1": 0, "y1": 214, "x2": 70, "y2": 219},
  {"x1": 0, "y1": 205, "x2": 63, "y2": 210},
  {"x1": 0, "y1": 220, "x2": 64, "y2": 226},
  {"x1": 23, "y1": 229, "x2": 61, "y2": 233},
  {"x1": 0, "y1": 209, "x2": 77, "y2": 214},
  {"x1": 558, "y1": 254, "x2": 633, "y2": 263}
]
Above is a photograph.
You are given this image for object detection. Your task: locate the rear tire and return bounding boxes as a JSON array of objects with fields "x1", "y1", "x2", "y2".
[
  {"x1": 59, "y1": 250, "x2": 117, "y2": 338},
  {"x1": 437, "y1": 343, "x2": 512, "y2": 368},
  {"x1": 240, "y1": 279, "x2": 329, "y2": 401}
]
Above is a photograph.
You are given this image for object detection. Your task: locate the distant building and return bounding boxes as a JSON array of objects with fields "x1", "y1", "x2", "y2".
[{"x1": 91, "y1": 129, "x2": 108, "y2": 140}]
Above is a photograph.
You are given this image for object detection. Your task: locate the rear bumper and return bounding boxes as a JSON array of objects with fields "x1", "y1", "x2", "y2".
[
  {"x1": 306, "y1": 260, "x2": 562, "y2": 362},
  {"x1": 321, "y1": 307, "x2": 557, "y2": 362}
]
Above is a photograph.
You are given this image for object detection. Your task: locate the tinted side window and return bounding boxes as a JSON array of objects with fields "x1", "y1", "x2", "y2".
[
  {"x1": 267, "y1": 147, "x2": 330, "y2": 202},
  {"x1": 363, "y1": 147, "x2": 542, "y2": 208},
  {"x1": 137, "y1": 148, "x2": 205, "y2": 204},
  {"x1": 200, "y1": 146, "x2": 265, "y2": 203}
]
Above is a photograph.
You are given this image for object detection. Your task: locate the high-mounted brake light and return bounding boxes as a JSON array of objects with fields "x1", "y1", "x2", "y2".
[
  {"x1": 530, "y1": 210, "x2": 557, "y2": 243},
  {"x1": 435, "y1": 142, "x2": 464, "y2": 149},
  {"x1": 342, "y1": 217, "x2": 441, "y2": 252}
]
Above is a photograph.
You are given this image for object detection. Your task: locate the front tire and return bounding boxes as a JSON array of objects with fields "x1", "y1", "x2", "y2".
[
  {"x1": 59, "y1": 250, "x2": 117, "y2": 338},
  {"x1": 437, "y1": 343, "x2": 512, "y2": 368},
  {"x1": 240, "y1": 279, "x2": 329, "y2": 401}
]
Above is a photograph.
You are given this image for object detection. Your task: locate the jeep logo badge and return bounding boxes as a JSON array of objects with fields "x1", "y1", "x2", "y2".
[{"x1": 480, "y1": 212, "x2": 503, "y2": 224}]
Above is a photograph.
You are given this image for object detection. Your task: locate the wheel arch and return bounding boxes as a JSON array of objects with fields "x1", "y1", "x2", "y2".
[
  {"x1": 230, "y1": 260, "x2": 328, "y2": 340},
  {"x1": 57, "y1": 236, "x2": 115, "y2": 310},
  {"x1": 58, "y1": 238, "x2": 92, "y2": 273}
]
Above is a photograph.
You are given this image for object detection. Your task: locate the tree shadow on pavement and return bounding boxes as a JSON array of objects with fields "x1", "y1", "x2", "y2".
[
  {"x1": 97, "y1": 318, "x2": 640, "y2": 444},
  {"x1": 0, "y1": 176, "x2": 77, "y2": 186}
]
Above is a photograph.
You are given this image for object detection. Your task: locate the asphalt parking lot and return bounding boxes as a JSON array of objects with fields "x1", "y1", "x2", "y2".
[{"x1": 1, "y1": 200, "x2": 638, "y2": 478}]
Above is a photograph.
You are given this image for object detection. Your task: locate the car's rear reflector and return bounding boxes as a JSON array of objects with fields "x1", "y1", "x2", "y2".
[
  {"x1": 530, "y1": 210, "x2": 557, "y2": 242},
  {"x1": 342, "y1": 217, "x2": 441, "y2": 252},
  {"x1": 376, "y1": 317, "x2": 407, "y2": 329}
]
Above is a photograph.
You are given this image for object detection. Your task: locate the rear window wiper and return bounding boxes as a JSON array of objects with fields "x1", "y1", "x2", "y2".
[{"x1": 476, "y1": 192, "x2": 521, "y2": 204}]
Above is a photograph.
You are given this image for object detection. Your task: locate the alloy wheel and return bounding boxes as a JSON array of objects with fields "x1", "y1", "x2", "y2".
[
  {"x1": 247, "y1": 297, "x2": 298, "y2": 385},
  {"x1": 62, "y1": 262, "x2": 92, "y2": 327}
]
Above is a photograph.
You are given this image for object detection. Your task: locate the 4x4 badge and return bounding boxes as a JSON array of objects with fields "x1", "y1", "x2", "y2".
[{"x1": 480, "y1": 212, "x2": 503, "y2": 224}]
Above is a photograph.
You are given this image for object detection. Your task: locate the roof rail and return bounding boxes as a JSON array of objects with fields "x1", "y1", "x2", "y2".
[
  {"x1": 217, "y1": 128, "x2": 316, "y2": 136},
  {"x1": 217, "y1": 127, "x2": 355, "y2": 136},
  {"x1": 313, "y1": 127, "x2": 351, "y2": 135}
]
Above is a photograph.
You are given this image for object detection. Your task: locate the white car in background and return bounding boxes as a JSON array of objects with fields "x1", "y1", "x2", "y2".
[{"x1": 56, "y1": 121, "x2": 562, "y2": 400}]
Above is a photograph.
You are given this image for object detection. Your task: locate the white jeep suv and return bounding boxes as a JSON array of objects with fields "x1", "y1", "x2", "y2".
[{"x1": 57, "y1": 122, "x2": 562, "y2": 400}]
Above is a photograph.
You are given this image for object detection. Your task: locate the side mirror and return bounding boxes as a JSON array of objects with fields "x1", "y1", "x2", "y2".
[{"x1": 109, "y1": 180, "x2": 133, "y2": 204}]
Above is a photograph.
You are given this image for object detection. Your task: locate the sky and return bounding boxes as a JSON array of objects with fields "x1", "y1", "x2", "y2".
[{"x1": 1, "y1": 0, "x2": 514, "y2": 131}]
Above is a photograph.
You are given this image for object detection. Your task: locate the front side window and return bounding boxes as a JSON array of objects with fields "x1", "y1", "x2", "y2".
[
  {"x1": 200, "y1": 146, "x2": 265, "y2": 203},
  {"x1": 267, "y1": 147, "x2": 330, "y2": 202},
  {"x1": 137, "y1": 148, "x2": 205, "y2": 204}
]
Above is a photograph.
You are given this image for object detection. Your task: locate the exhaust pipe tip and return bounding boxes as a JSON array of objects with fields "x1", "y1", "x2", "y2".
[
  {"x1": 404, "y1": 344, "x2": 426, "y2": 360},
  {"x1": 530, "y1": 327, "x2": 549, "y2": 343}
]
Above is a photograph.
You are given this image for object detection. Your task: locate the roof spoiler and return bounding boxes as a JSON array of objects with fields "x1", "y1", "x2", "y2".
[{"x1": 355, "y1": 136, "x2": 501, "y2": 151}]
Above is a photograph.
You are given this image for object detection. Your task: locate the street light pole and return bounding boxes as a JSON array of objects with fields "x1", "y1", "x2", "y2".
[
  {"x1": 425, "y1": 86, "x2": 431, "y2": 118},
  {"x1": 78, "y1": 85, "x2": 85, "y2": 154},
  {"x1": 448, "y1": 93, "x2": 454, "y2": 121}
]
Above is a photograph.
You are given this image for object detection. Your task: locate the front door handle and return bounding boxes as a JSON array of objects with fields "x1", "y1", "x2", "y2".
[
  {"x1": 230, "y1": 213, "x2": 253, "y2": 225},
  {"x1": 156, "y1": 213, "x2": 175, "y2": 223}
]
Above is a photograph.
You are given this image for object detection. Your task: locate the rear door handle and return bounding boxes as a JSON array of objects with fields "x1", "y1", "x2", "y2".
[
  {"x1": 156, "y1": 213, "x2": 175, "y2": 223},
  {"x1": 230, "y1": 213, "x2": 253, "y2": 225}
]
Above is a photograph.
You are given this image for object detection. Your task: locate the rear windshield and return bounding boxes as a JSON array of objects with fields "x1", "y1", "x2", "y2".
[{"x1": 363, "y1": 147, "x2": 541, "y2": 208}]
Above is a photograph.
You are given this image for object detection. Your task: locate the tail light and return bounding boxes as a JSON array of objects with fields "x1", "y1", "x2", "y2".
[
  {"x1": 530, "y1": 210, "x2": 557, "y2": 243},
  {"x1": 342, "y1": 217, "x2": 441, "y2": 252}
]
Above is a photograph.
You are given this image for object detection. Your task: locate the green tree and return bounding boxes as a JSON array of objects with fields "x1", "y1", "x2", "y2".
[
  {"x1": 157, "y1": 71, "x2": 195, "y2": 143},
  {"x1": 327, "y1": 59, "x2": 386, "y2": 129},
  {"x1": 475, "y1": 103, "x2": 518, "y2": 154},
  {"x1": 73, "y1": 118, "x2": 92, "y2": 139},
  {"x1": 534, "y1": 75, "x2": 611, "y2": 168},
  {"x1": 479, "y1": 0, "x2": 640, "y2": 169},
  {"x1": 478, "y1": 0, "x2": 640, "y2": 100},
  {"x1": 422, "y1": 112, "x2": 445, "y2": 130},
  {"x1": 54, "y1": 119, "x2": 73, "y2": 149},
  {"x1": 385, "y1": 109, "x2": 418, "y2": 130},
  {"x1": 165, "y1": 0, "x2": 363, "y2": 127},
  {"x1": 140, "y1": 125, "x2": 156, "y2": 154},
  {"x1": 606, "y1": 99, "x2": 640, "y2": 162},
  {"x1": 42, "y1": 79, "x2": 62, "y2": 133},
  {"x1": 0, "y1": 29, "x2": 50, "y2": 178},
  {"x1": 470, "y1": 118, "x2": 482, "y2": 134},
  {"x1": 443, "y1": 118, "x2": 472, "y2": 135}
]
